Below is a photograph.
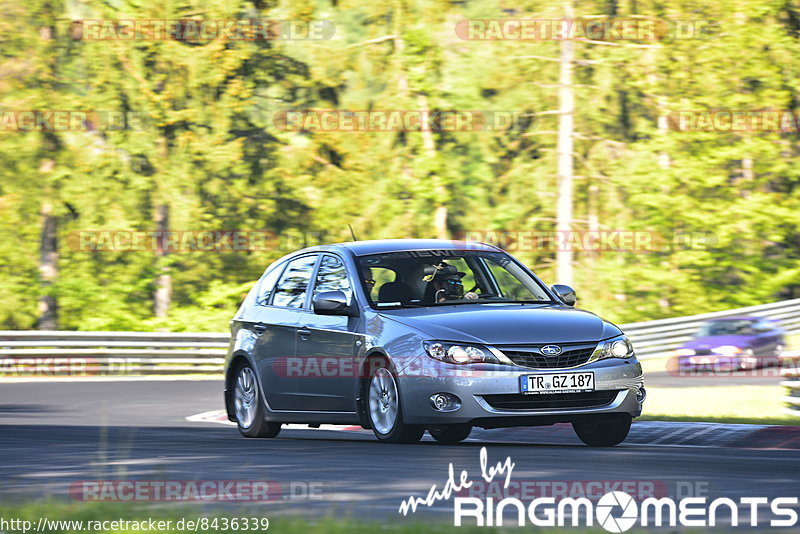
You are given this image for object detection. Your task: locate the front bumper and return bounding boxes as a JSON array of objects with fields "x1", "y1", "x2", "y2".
[{"x1": 397, "y1": 356, "x2": 645, "y2": 426}]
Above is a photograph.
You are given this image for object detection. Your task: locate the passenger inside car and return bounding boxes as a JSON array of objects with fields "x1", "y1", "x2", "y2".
[{"x1": 421, "y1": 262, "x2": 478, "y2": 303}]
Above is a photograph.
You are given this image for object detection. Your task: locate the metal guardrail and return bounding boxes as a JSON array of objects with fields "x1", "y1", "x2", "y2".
[
  {"x1": 781, "y1": 351, "x2": 800, "y2": 417},
  {"x1": 0, "y1": 298, "x2": 798, "y2": 376},
  {"x1": 0, "y1": 331, "x2": 229, "y2": 376},
  {"x1": 622, "y1": 298, "x2": 800, "y2": 360}
]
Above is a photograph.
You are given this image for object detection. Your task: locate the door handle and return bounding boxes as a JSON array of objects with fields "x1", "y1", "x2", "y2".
[
  {"x1": 297, "y1": 328, "x2": 312, "y2": 337},
  {"x1": 253, "y1": 323, "x2": 267, "y2": 335}
]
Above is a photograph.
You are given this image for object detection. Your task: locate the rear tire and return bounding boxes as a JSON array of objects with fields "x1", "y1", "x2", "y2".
[
  {"x1": 366, "y1": 359, "x2": 424, "y2": 444},
  {"x1": 572, "y1": 414, "x2": 631, "y2": 447},
  {"x1": 429, "y1": 424, "x2": 472, "y2": 444},
  {"x1": 739, "y1": 348, "x2": 757, "y2": 370},
  {"x1": 233, "y1": 362, "x2": 281, "y2": 438}
]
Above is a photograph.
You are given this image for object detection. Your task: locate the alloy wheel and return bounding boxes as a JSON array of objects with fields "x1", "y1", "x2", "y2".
[{"x1": 369, "y1": 367, "x2": 399, "y2": 435}]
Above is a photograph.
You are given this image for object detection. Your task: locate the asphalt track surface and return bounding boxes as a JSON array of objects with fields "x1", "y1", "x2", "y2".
[{"x1": 0, "y1": 380, "x2": 798, "y2": 524}]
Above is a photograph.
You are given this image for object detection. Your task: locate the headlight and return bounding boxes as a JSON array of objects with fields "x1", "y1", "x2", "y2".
[
  {"x1": 672, "y1": 348, "x2": 696, "y2": 357},
  {"x1": 423, "y1": 341, "x2": 500, "y2": 365},
  {"x1": 712, "y1": 345, "x2": 741, "y2": 356},
  {"x1": 596, "y1": 335, "x2": 634, "y2": 360}
]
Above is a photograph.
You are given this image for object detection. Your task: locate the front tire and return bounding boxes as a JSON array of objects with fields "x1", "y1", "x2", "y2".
[
  {"x1": 572, "y1": 414, "x2": 631, "y2": 447},
  {"x1": 367, "y1": 361, "x2": 423, "y2": 444},
  {"x1": 429, "y1": 424, "x2": 472, "y2": 444},
  {"x1": 233, "y1": 362, "x2": 281, "y2": 438}
]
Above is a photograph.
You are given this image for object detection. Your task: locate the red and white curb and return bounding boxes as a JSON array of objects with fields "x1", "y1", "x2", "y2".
[
  {"x1": 186, "y1": 410, "x2": 799, "y2": 449},
  {"x1": 186, "y1": 410, "x2": 366, "y2": 432}
]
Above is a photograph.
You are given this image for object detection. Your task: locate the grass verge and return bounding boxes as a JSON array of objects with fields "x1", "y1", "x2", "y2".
[
  {"x1": 641, "y1": 385, "x2": 798, "y2": 426},
  {"x1": 0, "y1": 501, "x2": 755, "y2": 533}
]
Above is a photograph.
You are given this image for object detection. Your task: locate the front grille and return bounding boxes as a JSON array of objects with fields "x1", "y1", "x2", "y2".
[
  {"x1": 500, "y1": 344, "x2": 595, "y2": 369},
  {"x1": 482, "y1": 390, "x2": 619, "y2": 411}
]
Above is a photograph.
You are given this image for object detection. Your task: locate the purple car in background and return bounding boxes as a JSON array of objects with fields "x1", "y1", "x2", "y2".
[{"x1": 673, "y1": 317, "x2": 785, "y2": 371}]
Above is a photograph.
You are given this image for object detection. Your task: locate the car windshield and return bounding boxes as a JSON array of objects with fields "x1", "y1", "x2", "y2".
[
  {"x1": 696, "y1": 320, "x2": 756, "y2": 337},
  {"x1": 356, "y1": 250, "x2": 555, "y2": 309}
]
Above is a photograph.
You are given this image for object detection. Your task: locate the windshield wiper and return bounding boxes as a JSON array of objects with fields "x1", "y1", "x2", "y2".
[
  {"x1": 480, "y1": 299, "x2": 553, "y2": 305},
  {"x1": 428, "y1": 300, "x2": 483, "y2": 306},
  {"x1": 374, "y1": 303, "x2": 424, "y2": 309}
]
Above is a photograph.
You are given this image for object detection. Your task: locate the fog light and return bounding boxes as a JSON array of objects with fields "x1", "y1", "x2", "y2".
[
  {"x1": 636, "y1": 387, "x2": 647, "y2": 404},
  {"x1": 429, "y1": 393, "x2": 461, "y2": 412}
]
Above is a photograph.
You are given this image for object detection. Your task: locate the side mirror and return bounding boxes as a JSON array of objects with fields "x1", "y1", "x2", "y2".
[
  {"x1": 551, "y1": 284, "x2": 577, "y2": 306},
  {"x1": 312, "y1": 290, "x2": 356, "y2": 316}
]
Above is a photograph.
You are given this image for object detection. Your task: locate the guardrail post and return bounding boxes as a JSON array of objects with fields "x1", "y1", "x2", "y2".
[{"x1": 781, "y1": 351, "x2": 800, "y2": 416}]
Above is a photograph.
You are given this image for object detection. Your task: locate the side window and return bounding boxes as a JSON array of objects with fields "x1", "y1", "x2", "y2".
[
  {"x1": 754, "y1": 320, "x2": 773, "y2": 332},
  {"x1": 361, "y1": 267, "x2": 396, "y2": 302},
  {"x1": 483, "y1": 257, "x2": 550, "y2": 301},
  {"x1": 256, "y1": 262, "x2": 286, "y2": 306},
  {"x1": 313, "y1": 255, "x2": 352, "y2": 302},
  {"x1": 271, "y1": 255, "x2": 318, "y2": 308}
]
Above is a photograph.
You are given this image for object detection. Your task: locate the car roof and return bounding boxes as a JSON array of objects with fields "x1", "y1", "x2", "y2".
[{"x1": 301, "y1": 239, "x2": 502, "y2": 257}]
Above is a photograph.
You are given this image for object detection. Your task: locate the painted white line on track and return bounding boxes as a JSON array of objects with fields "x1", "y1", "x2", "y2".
[
  {"x1": 650, "y1": 425, "x2": 706, "y2": 444},
  {"x1": 672, "y1": 424, "x2": 720, "y2": 444}
]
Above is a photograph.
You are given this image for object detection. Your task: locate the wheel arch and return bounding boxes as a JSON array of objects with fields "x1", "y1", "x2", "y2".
[
  {"x1": 225, "y1": 352, "x2": 258, "y2": 421},
  {"x1": 356, "y1": 349, "x2": 396, "y2": 429}
]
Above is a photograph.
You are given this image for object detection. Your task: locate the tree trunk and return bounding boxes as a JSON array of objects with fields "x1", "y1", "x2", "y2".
[
  {"x1": 154, "y1": 204, "x2": 171, "y2": 318},
  {"x1": 417, "y1": 94, "x2": 448, "y2": 240},
  {"x1": 739, "y1": 154, "x2": 753, "y2": 197},
  {"x1": 657, "y1": 101, "x2": 671, "y2": 170},
  {"x1": 587, "y1": 183, "x2": 599, "y2": 260},
  {"x1": 37, "y1": 199, "x2": 58, "y2": 330},
  {"x1": 644, "y1": 45, "x2": 671, "y2": 171},
  {"x1": 555, "y1": 0, "x2": 575, "y2": 285}
]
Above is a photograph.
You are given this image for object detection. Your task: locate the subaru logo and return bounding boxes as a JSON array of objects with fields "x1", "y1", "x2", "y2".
[{"x1": 541, "y1": 345, "x2": 562, "y2": 356}]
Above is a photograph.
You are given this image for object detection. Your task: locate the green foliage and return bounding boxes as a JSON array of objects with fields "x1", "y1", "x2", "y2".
[{"x1": 1, "y1": 0, "x2": 799, "y2": 330}]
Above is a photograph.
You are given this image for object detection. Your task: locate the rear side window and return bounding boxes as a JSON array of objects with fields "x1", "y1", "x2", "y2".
[
  {"x1": 256, "y1": 262, "x2": 286, "y2": 306},
  {"x1": 271, "y1": 255, "x2": 318, "y2": 308}
]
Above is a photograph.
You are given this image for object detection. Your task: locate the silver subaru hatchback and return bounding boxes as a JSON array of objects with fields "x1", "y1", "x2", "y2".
[{"x1": 224, "y1": 239, "x2": 645, "y2": 446}]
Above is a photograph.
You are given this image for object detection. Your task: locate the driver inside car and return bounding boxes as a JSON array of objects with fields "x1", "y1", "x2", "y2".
[{"x1": 422, "y1": 261, "x2": 479, "y2": 303}]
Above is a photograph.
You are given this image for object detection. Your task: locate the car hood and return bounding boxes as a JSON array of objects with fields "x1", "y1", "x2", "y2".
[
  {"x1": 378, "y1": 304, "x2": 622, "y2": 344},
  {"x1": 683, "y1": 335, "x2": 753, "y2": 349}
]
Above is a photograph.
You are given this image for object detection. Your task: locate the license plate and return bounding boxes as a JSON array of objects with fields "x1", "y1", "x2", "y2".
[{"x1": 520, "y1": 372, "x2": 594, "y2": 394}]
